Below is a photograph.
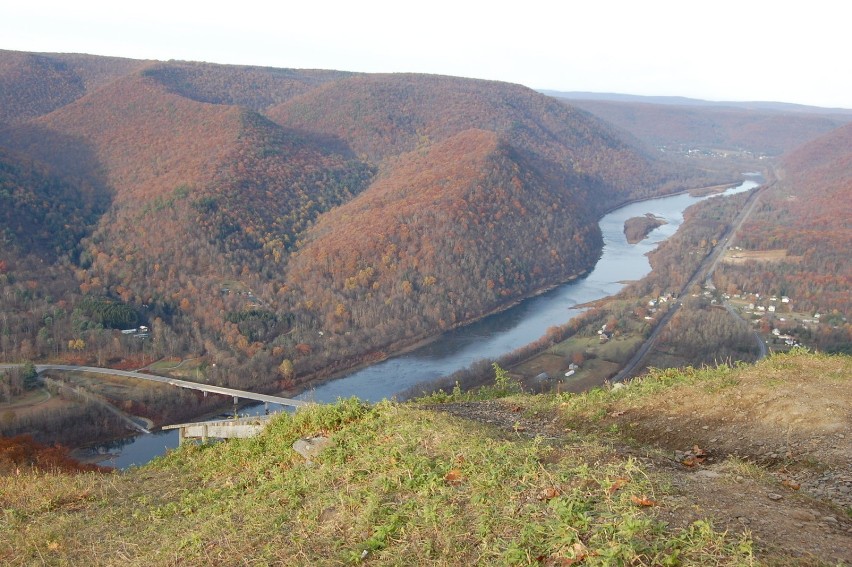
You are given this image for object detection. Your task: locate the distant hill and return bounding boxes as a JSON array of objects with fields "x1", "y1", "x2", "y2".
[
  {"x1": 265, "y1": 73, "x2": 725, "y2": 376},
  {"x1": 270, "y1": 74, "x2": 666, "y2": 194},
  {"x1": 544, "y1": 92, "x2": 852, "y2": 155},
  {"x1": 0, "y1": 50, "x2": 147, "y2": 125},
  {"x1": 141, "y1": 61, "x2": 354, "y2": 110},
  {"x1": 542, "y1": 90, "x2": 852, "y2": 115}
]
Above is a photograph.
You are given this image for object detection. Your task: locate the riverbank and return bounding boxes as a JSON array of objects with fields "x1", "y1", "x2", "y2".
[
  {"x1": 288, "y1": 269, "x2": 592, "y2": 396},
  {"x1": 286, "y1": 178, "x2": 750, "y2": 398},
  {"x1": 6, "y1": 351, "x2": 849, "y2": 565},
  {"x1": 12, "y1": 177, "x2": 761, "y2": 467}
]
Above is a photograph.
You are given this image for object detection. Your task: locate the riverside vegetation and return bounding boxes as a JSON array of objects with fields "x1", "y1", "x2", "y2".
[{"x1": 2, "y1": 350, "x2": 849, "y2": 565}]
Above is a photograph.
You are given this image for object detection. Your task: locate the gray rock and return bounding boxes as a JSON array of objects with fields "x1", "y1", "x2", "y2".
[
  {"x1": 767, "y1": 492, "x2": 784, "y2": 501},
  {"x1": 790, "y1": 510, "x2": 816, "y2": 522},
  {"x1": 293, "y1": 436, "x2": 331, "y2": 462},
  {"x1": 695, "y1": 470, "x2": 722, "y2": 479}
]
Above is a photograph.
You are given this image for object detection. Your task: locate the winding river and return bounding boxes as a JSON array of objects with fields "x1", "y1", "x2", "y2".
[{"x1": 92, "y1": 178, "x2": 759, "y2": 468}]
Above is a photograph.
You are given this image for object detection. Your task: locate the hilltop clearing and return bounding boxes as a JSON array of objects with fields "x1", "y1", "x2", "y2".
[{"x1": 2, "y1": 351, "x2": 849, "y2": 565}]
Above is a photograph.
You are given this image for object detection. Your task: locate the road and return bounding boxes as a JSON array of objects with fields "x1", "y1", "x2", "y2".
[
  {"x1": 0, "y1": 364, "x2": 308, "y2": 408},
  {"x1": 611, "y1": 174, "x2": 772, "y2": 382},
  {"x1": 722, "y1": 302, "x2": 768, "y2": 358}
]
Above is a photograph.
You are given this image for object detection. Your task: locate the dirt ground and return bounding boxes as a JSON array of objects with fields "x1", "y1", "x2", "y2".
[
  {"x1": 428, "y1": 354, "x2": 852, "y2": 565},
  {"x1": 721, "y1": 248, "x2": 803, "y2": 265}
]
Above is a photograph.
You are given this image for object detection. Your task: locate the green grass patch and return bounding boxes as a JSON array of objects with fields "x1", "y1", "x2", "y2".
[{"x1": 1, "y1": 391, "x2": 757, "y2": 565}]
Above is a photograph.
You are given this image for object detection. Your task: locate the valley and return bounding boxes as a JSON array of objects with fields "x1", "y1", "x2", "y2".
[
  {"x1": 1, "y1": 46, "x2": 850, "y2": 566},
  {"x1": 1, "y1": 50, "x2": 849, "y2": 461}
]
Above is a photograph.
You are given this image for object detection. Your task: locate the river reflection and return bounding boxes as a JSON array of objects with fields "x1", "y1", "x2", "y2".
[{"x1": 96, "y1": 178, "x2": 759, "y2": 467}]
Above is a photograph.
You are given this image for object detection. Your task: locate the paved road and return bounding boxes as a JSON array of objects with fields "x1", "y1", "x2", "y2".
[
  {"x1": 722, "y1": 302, "x2": 768, "y2": 359},
  {"x1": 0, "y1": 364, "x2": 308, "y2": 408}
]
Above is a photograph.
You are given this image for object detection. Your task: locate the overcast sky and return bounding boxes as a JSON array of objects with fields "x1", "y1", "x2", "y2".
[{"x1": 3, "y1": 0, "x2": 850, "y2": 109}]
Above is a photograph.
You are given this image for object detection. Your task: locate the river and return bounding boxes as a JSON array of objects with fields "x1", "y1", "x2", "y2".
[{"x1": 92, "y1": 177, "x2": 759, "y2": 468}]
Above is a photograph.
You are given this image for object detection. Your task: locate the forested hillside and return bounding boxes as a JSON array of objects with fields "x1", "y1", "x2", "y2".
[
  {"x1": 142, "y1": 61, "x2": 353, "y2": 110},
  {"x1": 0, "y1": 147, "x2": 103, "y2": 261},
  {"x1": 281, "y1": 130, "x2": 604, "y2": 374},
  {"x1": 713, "y1": 123, "x2": 852, "y2": 351},
  {"x1": 0, "y1": 50, "x2": 736, "y2": 392},
  {"x1": 0, "y1": 50, "x2": 146, "y2": 125},
  {"x1": 267, "y1": 73, "x2": 709, "y2": 207}
]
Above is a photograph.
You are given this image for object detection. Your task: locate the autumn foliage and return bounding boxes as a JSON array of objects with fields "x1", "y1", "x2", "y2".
[
  {"x1": 3, "y1": 49, "x2": 839, "y2": 390},
  {"x1": 0, "y1": 434, "x2": 111, "y2": 473},
  {"x1": 713, "y1": 123, "x2": 852, "y2": 350}
]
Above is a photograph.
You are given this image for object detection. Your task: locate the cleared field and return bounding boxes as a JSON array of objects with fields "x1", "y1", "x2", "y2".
[
  {"x1": 145, "y1": 357, "x2": 206, "y2": 379},
  {"x1": 721, "y1": 248, "x2": 802, "y2": 264},
  {"x1": 0, "y1": 387, "x2": 51, "y2": 410},
  {"x1": 1, "y1": 391, "x2": 74, "y2": 422},
  {"x1": 511, "y1": 335, "x2": 644, "y2": 394}
]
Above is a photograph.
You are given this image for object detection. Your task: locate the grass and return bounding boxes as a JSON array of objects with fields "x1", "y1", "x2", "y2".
[
  {"x1": 0, "y1": 376, "x2": 761, "y2": 566},
  {"x1": 6, "y1": 350, "x2": 848, "y2": 564},
  {"x1": 16, "y1": 343, "x2": 848, "y2": 566},
  {"x1": 145, "y1": 357, "x2": 207, "y2": 379}
]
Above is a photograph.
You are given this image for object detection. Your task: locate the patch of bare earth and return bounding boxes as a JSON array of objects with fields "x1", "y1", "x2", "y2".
[
  {"x1": 722, "y1": 249, "x2": 803, "y2": 265},
  {"x1": 427, "y1": 354, "x2": 852, "y2": 565}
]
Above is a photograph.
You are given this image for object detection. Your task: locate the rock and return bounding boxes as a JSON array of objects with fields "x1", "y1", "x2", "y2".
[
  {"x1": 695, "y1": 470, "x2": 722, "y2": 479},
  {"x1": 790, "y1": 510, "x2": 816, "y2": 522},
  {"x1": 767, "y1": 492, "x2": 784, "y2": 501},
  {"x1": 293, "y1": 436, "x2": 331, "y2": 462},
  {"x1": 612, "y1": 382, "x2": 626, "y2": 391}
]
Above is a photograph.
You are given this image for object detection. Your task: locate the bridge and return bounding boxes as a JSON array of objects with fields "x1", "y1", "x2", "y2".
[
  {"x1": 0, "y1": 363, "x2": 308, "y2": 409},
  {"x1": 163, "y1": 415, "x2": 274, "y2": 444}
]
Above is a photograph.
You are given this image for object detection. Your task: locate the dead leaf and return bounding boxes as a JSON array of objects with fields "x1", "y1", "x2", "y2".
[
  {"x1": 610, "y1": 410, "x2": 626, "y2": 417},
  {"x1": 537, "y1": 486, "x2": 560, "y2": 501},
  {"x1": 510, "y1": 405, "x2": 522, "y2": 413},
  {"x1": 781, "y1": 479, "x2": 801, "y2": 490},
  {"x1": 543, "y1": 541, "x2": 589, "y2": 566},
  {"x1": 631, "y1": 494, "x2": 657, "y2": 507},
  {"x1": 444, "y1": 469, "x2": 464, "y2": 486},
  {"x1": 693, "y1": 445, "x2": 708, "y2": 458},
  {"x1": 681, "y1": 456, "x2": 696, "y2": 467},
  {"x1": 607, "y1": 478, "x2": 629, "y2": 495}
]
